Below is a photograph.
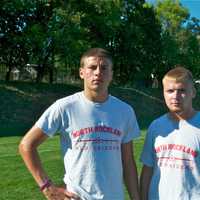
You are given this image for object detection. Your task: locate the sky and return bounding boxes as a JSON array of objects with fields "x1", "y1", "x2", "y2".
[{"x1": 147, "y1": 0, "x2": 200, "y2": 19}]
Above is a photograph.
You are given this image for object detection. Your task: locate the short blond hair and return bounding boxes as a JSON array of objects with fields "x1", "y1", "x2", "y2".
[
  {"x1": 162, "y1": 66, "x2": 194, "y2": 85},
  {"x1": 80, "y1": 48, "x2": 113, "y2": 68}
]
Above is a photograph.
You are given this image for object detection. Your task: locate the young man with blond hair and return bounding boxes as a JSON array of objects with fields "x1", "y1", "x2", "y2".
[
  {"x1": 19, "y1": 48, "x2": 140, "y2": 200},
  {"x1": 140, "y1": 66, "x2": 200, "y2": 200}
]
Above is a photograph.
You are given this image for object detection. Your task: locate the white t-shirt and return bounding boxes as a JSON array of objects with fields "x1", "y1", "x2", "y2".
[
  {"x1": 36, "y1": 91, "x2": 140, "y2": 200},
  {"x1": 141, "y1": 112, "x2": 200, "y2": 200}
]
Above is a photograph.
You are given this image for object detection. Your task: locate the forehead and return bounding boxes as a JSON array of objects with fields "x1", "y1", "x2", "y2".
[
  {"x1": 163, "y1": 79, "x2": 191, "y2": 89},
  {"x1": 83, "y1": 56, "x2": 112, "y2": 66}
]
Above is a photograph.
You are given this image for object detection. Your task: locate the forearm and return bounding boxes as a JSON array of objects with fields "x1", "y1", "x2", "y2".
[
  {"x1": 18, "y1": 127, "x2": 78, "y2": 200},
  {"x1": 124, "y1": 159, "x2": 140, "y2": 200},
  {"x1": 140, "y1": 174, "x2": 150, "y2": 200},
  {"x1": 19, "y1": 126, "x2": 50, "y2": 186},
  {"x1": 19, "y1": 143, "x2": 49, "y2": 186},
  {"x1": 19, "y1": 141, "x2": 67, "y2": 200},
  {"x1": 140, "y1": 165, "x2": 153, "y2": 200},
  {"x1": 122, "y1": 142, "x2": 140, "y2": 200}
]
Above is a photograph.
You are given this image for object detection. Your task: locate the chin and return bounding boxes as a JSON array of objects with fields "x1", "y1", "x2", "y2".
[
  {"x1": 170, "y1": 110, "x2": 184, "y2": 115},
  {"x1": 169, "y1": 107, "x2": 183, "y2": 113}
]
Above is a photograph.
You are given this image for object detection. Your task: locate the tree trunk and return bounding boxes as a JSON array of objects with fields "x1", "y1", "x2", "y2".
[
  {"x1": 49, "y1": 65, "x2": 53, "y2": 84},
  {"x1": 5, "y1": 65, "x2": 12, "y2": 81},
  {"x1": 48, "y1": 46, "x2": 54, "y2": 84},
  {"x1": 36, "y1": 64, "x2": 44, "y2": 83}
]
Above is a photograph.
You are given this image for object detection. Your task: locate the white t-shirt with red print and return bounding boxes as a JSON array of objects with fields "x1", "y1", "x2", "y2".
[
  {"x1": 141, "y1": 112, "x2": 200, "y2": 200},
  {"x1": 36, "y1": 91, "x2": 140, "y2": 200}
]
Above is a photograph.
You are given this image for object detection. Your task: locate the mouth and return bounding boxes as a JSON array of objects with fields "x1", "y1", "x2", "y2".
[
  {"x1": 171, "y1": 103, "x2": 181, "y2": 107},
  {"x1": 92, "y1": 79, "x2": 103, "y2": 84}
]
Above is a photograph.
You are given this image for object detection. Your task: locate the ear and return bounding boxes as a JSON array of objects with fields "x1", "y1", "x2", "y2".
[
  {"x1": 79, "y1": 67, "x2": 84, "y2": 79},
  {"x1": 109, "y1": 69, "x2": 113, "y2": 82},
  {"x1": 192, "y1": 87, "x2": 196, "y2": 98}
]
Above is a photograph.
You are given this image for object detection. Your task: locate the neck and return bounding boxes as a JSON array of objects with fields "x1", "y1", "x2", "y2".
[
  {"x1": 169, "y1": 108, "x2": 196, "y2": 121},
  {"x1": 83, "y1": 89, "x2": 109, "y2": 103}
]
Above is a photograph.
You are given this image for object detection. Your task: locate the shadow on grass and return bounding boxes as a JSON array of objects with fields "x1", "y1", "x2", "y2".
[{"x1": 0, "y1": 81, "x2": 82, "y2": 137}]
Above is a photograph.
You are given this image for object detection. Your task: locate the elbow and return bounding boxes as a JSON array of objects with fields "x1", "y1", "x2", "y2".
[
  {"x1": 18, "y1": 139, "x2": 35, "y2": 155},
  {"x1": 18, "y1": 140, "x2": 27, "y2": 156}
]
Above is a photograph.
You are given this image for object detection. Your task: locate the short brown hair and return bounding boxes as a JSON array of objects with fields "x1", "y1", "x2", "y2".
[
  {"x1": 80, "y1": 48, "x2": 113, "y2": 68},
  {"x1": 162, "y1": 65, "x2": 194, "y2": 85}
]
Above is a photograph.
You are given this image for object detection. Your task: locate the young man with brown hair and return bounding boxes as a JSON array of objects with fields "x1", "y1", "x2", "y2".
[
  {"x1": 140, "y1": 66, "x2": 200, "y2": 200},
  {"x1": 19, "y1": 48, "x2": 140, "y2": 200}
]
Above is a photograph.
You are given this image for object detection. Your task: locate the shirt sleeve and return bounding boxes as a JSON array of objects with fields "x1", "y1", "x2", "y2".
[
  {"x1": 140, "y1": 123, "x2": 155, "y2": 167},
  {"x1": 35, "y1": 101, "x2": 62, "y2": 137},
  {"x1": 122, "y1": 107, "x2": 140, "y2": 143}
]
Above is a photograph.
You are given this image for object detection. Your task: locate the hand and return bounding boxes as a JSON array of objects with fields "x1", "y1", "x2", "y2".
[
  {"x1": 43, "y1": 185, "x2": 65, "y2": 200},
  {"x1": 64, "y1": 190, "x2": 81, "y2": 200},
  {"x1": 43, "y1": 185, "x2": 80, "y2": 200}
]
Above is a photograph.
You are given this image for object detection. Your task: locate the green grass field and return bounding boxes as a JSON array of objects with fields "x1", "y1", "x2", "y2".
[
  {"x1": 1, "y1": 81, "x2": 199, "y2": 200},
  {"x1": 0, "y1": 133, "x2": 145, "y2": 200},
  {"x1": 0, "y1": 135, "x2": 63, "y2": 200}
]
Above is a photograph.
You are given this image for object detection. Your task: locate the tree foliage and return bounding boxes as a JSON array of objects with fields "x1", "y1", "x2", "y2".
[
  {"x1": 0, "y1": 0, "x2": 199, "y2": 85},
  {"x1": 153, "y1": 0, "x2": 200, "y2": 79}
]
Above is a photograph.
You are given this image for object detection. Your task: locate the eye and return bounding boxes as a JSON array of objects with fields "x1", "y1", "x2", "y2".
[
  {"x1": 178, "y1": 89, "x2": 186, "y2": 93},
  {"x1": 101, "y1": 65, "x2": 107, "y2": 70},
  {"x1": 88, "y1": 65, "x2": 97, "y2": 70},
  {"x1": 166, "y1": 89, "x2": 174, "y2": 93}
]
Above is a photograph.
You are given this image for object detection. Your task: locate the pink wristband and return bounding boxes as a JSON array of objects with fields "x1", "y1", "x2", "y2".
[{"x1": 40, "y1": 179, "x2": 52, "y2": 191}]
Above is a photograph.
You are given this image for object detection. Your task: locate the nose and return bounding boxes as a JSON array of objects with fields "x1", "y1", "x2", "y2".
[
  {"x1": 94, "y1": 66, "x2": 102, "y2": 75},
  {"x1": 173, "y1": 90, "x2": 181, "y2": 99}
]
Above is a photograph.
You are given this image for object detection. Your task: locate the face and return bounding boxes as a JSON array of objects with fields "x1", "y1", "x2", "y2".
[
  {"x1": 79, "y1": 56, "x2": 113, "y2": 93},
  {"x1": 163, "y1": 78, "x2": 196, "y2": 115}
]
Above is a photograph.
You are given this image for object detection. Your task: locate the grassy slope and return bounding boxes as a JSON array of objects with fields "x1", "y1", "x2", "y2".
[
  {"x1": 0, "y1": 81, "x2": 81, "y2": 136},
  {"x1": 0, "y1": 81, "x2": 166, "y2": 136}
]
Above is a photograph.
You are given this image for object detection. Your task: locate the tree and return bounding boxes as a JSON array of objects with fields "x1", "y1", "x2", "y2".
[
  {"x1": 0, "y1": 0, "x2": 60, "y2": 83},
  {"x1": 155, "y1": 0, "x2": 189, "y2": 34},
  {"x1": 23, "y1": 1, "x2": 56, "y2": 83},
  {"x1": 1, "y1": 0, "x2": 199, "y2": 85},
  {"x1": 152, "y1": 0, "x2": 200, "y2": 79},
  {"x1": 112, "y1": 1, "x2": 162, "y2": 85},
  {"x1": 0, "y1": 0, "x2": 35, "y2": 81}
]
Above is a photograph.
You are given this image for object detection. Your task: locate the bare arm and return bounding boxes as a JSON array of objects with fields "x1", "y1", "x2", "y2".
[
  {"x1": 19, "y1": 126, "x2": 49, "y2": 186},
  {"x1": 140, "y1": 165, "x2": 153, "y2": 200},
  {"x1": 19, "y1": 126, "x2": 79, "y2": 200},
  {"x1": 121, "y1": 141, "x2": 140, "y2": 200}
]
